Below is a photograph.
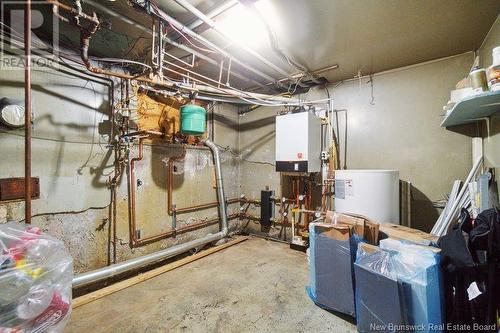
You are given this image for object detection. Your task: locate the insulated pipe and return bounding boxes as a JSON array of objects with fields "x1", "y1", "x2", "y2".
[{"x1": 73, "y1": 140, "x2": 229, "y2": 287}]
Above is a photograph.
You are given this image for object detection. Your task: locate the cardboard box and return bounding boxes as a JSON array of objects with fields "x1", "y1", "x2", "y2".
[
  {"x1": 380, "y1": 223, "x2": 438, "y2": 246},
  {"x1": 325, "y1": 211, "x2": 380, "y2": 245}
]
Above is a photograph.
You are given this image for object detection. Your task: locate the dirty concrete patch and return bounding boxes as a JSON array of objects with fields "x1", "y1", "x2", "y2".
[{"x1": 67, "y1": 237, "x2": 356, "y2": 333}]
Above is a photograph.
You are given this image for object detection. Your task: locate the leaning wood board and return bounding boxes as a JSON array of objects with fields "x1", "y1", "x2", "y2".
[{"x1": 73, "y1": 236, "x2": 249, "y2": 308}]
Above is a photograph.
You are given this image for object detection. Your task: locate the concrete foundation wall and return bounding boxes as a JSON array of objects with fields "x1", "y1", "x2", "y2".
[
  {"x1": 0, "y1": 61, "x2": 242, "y2": 273},
  {"x1": 239, "y1": 52, "x2": 476, "y2": 233}
]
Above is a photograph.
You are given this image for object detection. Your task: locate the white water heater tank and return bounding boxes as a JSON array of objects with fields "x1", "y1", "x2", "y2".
[{"x1": 334, "y1": 170, "x2": 399, "y2": 224}]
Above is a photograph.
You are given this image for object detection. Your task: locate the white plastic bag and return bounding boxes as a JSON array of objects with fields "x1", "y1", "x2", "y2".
[{"x1": 0, "y1": 223, "x2": 72, "y2": 332}]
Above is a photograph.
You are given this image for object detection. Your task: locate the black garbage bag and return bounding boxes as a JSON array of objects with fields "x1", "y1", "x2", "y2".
[{"x1": 438, "y1": 208, "x2": 500, "y2": 332}]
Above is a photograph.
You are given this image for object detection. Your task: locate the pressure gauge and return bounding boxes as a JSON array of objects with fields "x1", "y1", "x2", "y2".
[{"x1": 0, "y1": 98, "x2": 25, "y2": 128}]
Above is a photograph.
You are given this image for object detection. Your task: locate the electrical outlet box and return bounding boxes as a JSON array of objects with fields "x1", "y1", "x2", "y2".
[{"x1": 275, "y1": 112, "x2": 321, "y2": 173}]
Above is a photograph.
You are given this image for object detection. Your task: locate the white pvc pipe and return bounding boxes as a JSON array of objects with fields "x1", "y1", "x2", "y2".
[{"x1": 436, "y1": 157, "x2": 482, "y2": 236}]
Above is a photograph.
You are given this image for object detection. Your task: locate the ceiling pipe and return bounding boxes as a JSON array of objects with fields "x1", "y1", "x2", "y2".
[
  {"x1": 162, "y1": 57, "x2": 301, "y2": 104},
  {"x1": 137, "y1": 83, "x2": 298, "y2": 105},
  {"x1": 46, "y1": 0, "x2": 98, "y2": 24},
  {"x1": 169, "y1": 0, "x2": 306, "y2": 87},
  {"x1": 83, "y1": 30, "x2": 296, "y2": 104},
  {"x1": 83, "y1": 0, "x2": 268, "y2": 90},
  {"x1": 133, "y1": 1, "x2": 286, "y2": 88},
  {"x1": 186, "y1": 0, "x2": 238, "y2": 31},
  {"x1": 51, "y1": 0, "x2": 299, "y2": 103},
  {"x1": 46, "y1": 0, "x2": 169, "y2": 86},
  {"x1": 80, "y1": 27, "x2": 177, "y2": 88},
  {"x1": 73, "y1": 139, "x2": 229, "y2": 287},
  {"x1": 248, "y1": 64, "x2": 340, "y2": 92}
]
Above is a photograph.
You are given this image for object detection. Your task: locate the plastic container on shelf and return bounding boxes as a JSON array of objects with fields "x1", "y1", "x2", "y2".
[
  {"x1": 0, "y1": 222, "x2": 73, "y2": 332},
  {"x1": 487, "y1": 46, "x2": 500, "y2": 92},
  {"x1": 492, "y1": 46, "x2": 500, "y2": 67},
  {"x1": 469, "y1": 67, "x2": 488, "y2": 94}
]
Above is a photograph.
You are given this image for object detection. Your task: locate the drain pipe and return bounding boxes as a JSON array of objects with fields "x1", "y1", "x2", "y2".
[
  {"x1": 72, "y1": 139, "x2": 228, "y2": 288},
  {"x1": 203, "y1": 139, "x2": 228, "y2": 234}
]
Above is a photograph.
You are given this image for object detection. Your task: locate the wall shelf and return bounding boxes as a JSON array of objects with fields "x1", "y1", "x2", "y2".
[{"x1": 440, "y1": 90, "x2": 500, "y2": 127}]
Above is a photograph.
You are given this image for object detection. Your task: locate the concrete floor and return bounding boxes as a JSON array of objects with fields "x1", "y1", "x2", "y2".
[{"x1": 67, "y1": 237, "x2": 356, "y2": 333}]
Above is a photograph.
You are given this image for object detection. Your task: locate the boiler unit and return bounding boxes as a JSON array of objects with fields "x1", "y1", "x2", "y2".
[
  {"x1": 334, "y1": 170, "x2": 400, "y2": 224},
  {"x1": 275, "y1": 112, "x2": 321, "y2": 173}
]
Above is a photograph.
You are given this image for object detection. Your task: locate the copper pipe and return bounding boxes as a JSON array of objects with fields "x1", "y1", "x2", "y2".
[
  {"x1": 47, "y1": 0, "x2": 174, "y2": 88},
  {"x1": 166, "y1": 150, "x2": 240, "y2": 215},
  {"x1": 128, "y1": 139, "x2": 144, "y2": 246},
  {"x1": 166, "y1": 147, "x2": 186, "y2": 216},
  {"x1": 128, "y1": 140, "x2": 240, "y2": 247},
  {"x1": 46, "y1": 0, "x2": 99, "y2": 25},
  {"x1": 109, "y1": 82, "x2": 117, "y2": 264},
  {"x1": 24, "y1": 0, "x2": 32, "y2": 224},
  {"x1": 240, "y1": 213, "x2": 302, "y2": 228},
  {"x1": 121, "y1": 130, "x2": 164, "y2": 138},
  {"x1": 107, "y1": 183, "x2": 114, "y2": 265},
  {"x1": 244, "y1": 199, "x2": 261, "y2": 205},
  {"x1": 135, "y1": 213, "x2": 240, "y2": 246},
  {"x1": 51, "y1": 0, "x2": 167, "y2": 86},
  {"x1": 80, "y1": 30, "x2": 172, "y2": 86},
  {"x1": 239, "y1": 213, "x2": 260, "y2": 221}
]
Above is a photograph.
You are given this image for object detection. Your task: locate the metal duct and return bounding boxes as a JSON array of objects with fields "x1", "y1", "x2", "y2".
[
  {"x1": 204, "y1": 139, "x2": 228, "y2": 234},
  {"x1": 72, "y1": 140, "x2": 229, "y2": 287}
]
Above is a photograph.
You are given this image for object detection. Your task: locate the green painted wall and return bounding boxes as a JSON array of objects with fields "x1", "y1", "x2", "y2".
[{"x1": 239, "y1": 52, "x2": 475, "y2": 233}]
